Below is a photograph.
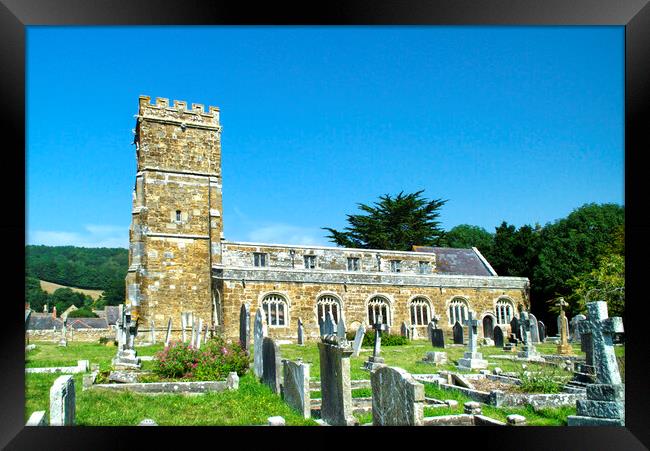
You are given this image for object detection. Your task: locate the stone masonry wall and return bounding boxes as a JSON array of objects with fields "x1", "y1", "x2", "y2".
[{"x1": 218, "y1": 279, "x2": 526, "y2": 342}]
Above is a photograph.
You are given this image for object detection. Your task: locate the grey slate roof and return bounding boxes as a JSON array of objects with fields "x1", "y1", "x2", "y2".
[
  {"x1": 412, "y1": 246, "x2": 496, "y2": 276},
  {"x1": 66, "y1": 318, "x2": 109, "y2": 329},
  {"x1": 27, "y1": 313, "x2": 64, "y2": 330}
]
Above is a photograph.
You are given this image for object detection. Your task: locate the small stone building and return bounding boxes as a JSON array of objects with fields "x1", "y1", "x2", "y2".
[{"x1": 126, "y1": 96, "x2": 530, "y2": 342}]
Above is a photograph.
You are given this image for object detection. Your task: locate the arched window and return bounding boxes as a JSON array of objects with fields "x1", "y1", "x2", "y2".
[
  {"x1": 316, "y1": 295, "x2": 341, "y2": 327},
  {"x1": 496, "y1": 298, "x2": 515, "y2": 325},
  {"x1": 409, "y1": 297, "x2": 432, "y2": 326},
  {"x1": 261, "y1": 294, "x2": 288, "y2": 327},
  {"x1": 448, "y1": 298, "x2": 469, "y2": 325},
  {"x1": 367, "y1": 296, "x2": 391, "y2": 326}
]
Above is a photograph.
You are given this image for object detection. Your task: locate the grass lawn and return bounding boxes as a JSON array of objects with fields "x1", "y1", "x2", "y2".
[{"x1": 25, "y1": 338, "x2": 623, "y2": 426}]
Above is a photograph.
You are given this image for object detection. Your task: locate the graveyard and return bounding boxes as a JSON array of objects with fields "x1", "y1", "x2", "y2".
[{"x1": 24, "y1": 301, "x2": 626, "y2": 427}]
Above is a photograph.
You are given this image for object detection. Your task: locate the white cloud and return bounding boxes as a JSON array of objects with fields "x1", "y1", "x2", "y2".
[
  {"x1": 27, "y1": 224, "x2": 129, "y2": 248},
  {"x1": 247, "y1": 224, "x2": 327, "y2": 246}
]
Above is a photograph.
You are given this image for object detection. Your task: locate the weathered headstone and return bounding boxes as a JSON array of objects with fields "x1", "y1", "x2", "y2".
[
  {"x1": 429, "y1": 316, "x2": 445, "y2": 348},
  {"x1": 317, "y1": 336, "x2": 358, "y2": 426},
  {"x1": 112, "y1": 304, "x2": 141, "y2": 369},
  {"x1": 452, "y1": 321, "x2": 464, "y2": 344},
  {"x1": 457, "y1": 312, "x2": 488, "y2": 370},
  {"x1": 282, "y1": 359, "x2": 311, "y2": 418},
  {"x1": 567, "y1": 301, "x2": 625, "y2": 426},
  {"x1": 181, "y1": 312, "x2": 187, "y2": 343},
  {"x1": 556, "y1": 298, "x2": 573, "y2": 355},
  {"x1": 529, "y1": 313, "x2": 540, "y2": 343},
  {"x1": 371, "y1": 366, "x2": 424, "y2": 426},
  {"x1": 164, "y1": 318, "x2": 172, "y2": 347},
  {"x1": 195, "y1": 318, "x2": 203, "y2": 349},
  {"x1": 203, "y1": 322, "x2": 209, "y2": 344},
  {"x1": 297, "y1": 317, "x2": 304, "y2": 345},
  {"x1": 50, "y1": 375, "x2": 75, "y2": 426},
  {"x1": 322, "y1": 311, "x2": 337, "y2": 336},
  {"x1": 239, "y1": 303, "x2": 250, "y2": 350},
  {"x1": 493, "y1": 325, "x2": 504, "y2": 348},
  {"x1": 510, "y1": 316, "x2": 521, "y2": 340},
  {"x1": 410, "y1": 325, "x2": 419, "y2": 340},
  {"x1": 400, "y1": 321, "x2": 410, "y2": 339},
  {"x1": 557, "y1": 313, "x2": 569, "y2": 338},
  {"x1": 364, "y1": 315, "x2": 388, "y2": 371},
  {"x1": 337, "y1": 315, "x2": 347, "y2": 341},
  {"x1": 351, "y1": 323, "x2": 366, "y2": 357},
  {"x1": 516, "y1": 310, "x2": 543, "y2": 361},
  {"x1": 538, "y1": 321, "x2": 546, "y2": 342},
  {"x1": 253, "y1": 309, "x2": 268, "y2": 379},
  {"x1": 262, "y1": 337, "x2": 282, "y2": 394},
  {"x1": 190, "y1": 318, "x2": 197, "y2": 347},
  {"x1": 58, "y1": 320, "x2": 67, "y2": 347},
  {"x1": 422, "y1": 351, "x2": 447, "y2": 365},
  {"x1": 570, "y1": 314, "x2": 587, "y2": 343},
  {"x1": 26, "y1": 410, "x2": 48, "y2": 426}
]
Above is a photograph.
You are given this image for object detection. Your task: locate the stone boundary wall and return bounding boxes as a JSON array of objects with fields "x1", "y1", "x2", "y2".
[{"x1": 27, "y1": 329, "x2": 114, "y2": 342}]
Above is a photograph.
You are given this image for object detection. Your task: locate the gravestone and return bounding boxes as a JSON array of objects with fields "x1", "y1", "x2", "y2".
[
  {"x1": 371, "y1": 366, "x2": 424, "y2": 426},
  {"x1": 253, "y1": 309, "x2": 268, "y2": 379},
  {"x1": 493, "y1": 325, "x2": 504, "y2": 348},
  {"x1": 429, "y1": 315, "x2": 445, "y2": 348},
  {"x1": 164, "y1": 318, "x2": 172, "y2": 347},
  {"x1": 364, "y1": 315, "x2": 389, "y2": 371},
  {"x1": 457, "y1": 312, "x2": 488, "y2": 370},
  {"x1": 181, "y1": 312, "x2": 187, "y2": 343},
  {"x1": 322, "y1": 311, "x2": 337, "y2": 336},
  {"x1": 297, "y1": 317, "x2": 304, "y2": 345},
  {"x1": 351, "y1": 323, "x2": 366, "y2": 357},
  {"x1": 262, "y1": 337, "x2": 282, "y2": 394},
  {"x1": 190, "y1": 319, "x2": 197, "y2": 347},
  {"x1": 337, "y1": 315, "x2": 347, "y2": 341},
  {"x1": 452, "y1": 321, "x2": 464, "y2": 344},
  {"x1": 112, "y1": 304, "x2": 141, "y2": 369},
  {"x1": 510, "y1": 317, "x2": 521, "y2": 340},
  {"x1": 410, "y1": 325, "x2": 419, "y2": 340},
  {"x1": 529, "y1": 313, "x2": 540, "y2": 343},
  {"x1": 400, "y1": 321, "x2": 410, "y2": 339},
  {"x1": 282, "y1": 359, "x2": 311, "y2": 418},
  {"x1": 195, "y1": 318, "x2": 203, "y2": 349},
  {"x1": 317, "y1": 336, "x2": 358, "y2": 426},
  {"x1": 149, "y1": 319, "x2": 156, "y2": 344},
  {"x1": 570, "y1": 314, "x2": 587, "y2": 343},
  {"x1": 239, "y1": 303, "x2": 250, "y2": 350},
  {"x1": 516, "y1": 310, "x2": 543, "y2": 361},
  {"x1": 58, "y1": 320, "x2": 67, "y2": 347},
  {"x1": 538, "y1": 321, "x2": 546, "y2": 342},
  {"x1": 567, "y1": 301, "x2": 625, "y2": 426},
  {"x1": 203, "y1": 322, "x2": 209, "y2": 344},
  {"x1": 427, "y1": 321, "x2": 435, "y2": 342},
  {"x1": 422, "y1": 351, "x2": 447, "y2": 365},
  {"x1": 556, "y1": 298, "x2": 573, "y2": 355},
  {"x1": 557, "y1": 314, "x2": 569, "y2": 339},
  {"x1": 50, "y1": 375, "x2": 75, "y2": 426},
  {"x1": 26, "y1": 411, "x2": 47, "y2": 426}
]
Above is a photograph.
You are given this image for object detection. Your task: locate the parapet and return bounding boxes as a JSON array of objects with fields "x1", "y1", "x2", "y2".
[{"x1": 137, "y1": 95, "x2": 220, "y2": 128}]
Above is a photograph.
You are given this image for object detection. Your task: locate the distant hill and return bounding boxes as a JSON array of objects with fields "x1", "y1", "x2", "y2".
[
  {"x1": 26, "y1": 245, "x2": 128, "y2": 291},
  {"x1": 39, "y1": 280, "x2": 104, "y2": 300}
]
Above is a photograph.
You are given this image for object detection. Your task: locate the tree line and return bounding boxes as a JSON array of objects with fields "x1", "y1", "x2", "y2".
[{"x1": 324, "y1": 191, "x2": 625, "y2": 321}]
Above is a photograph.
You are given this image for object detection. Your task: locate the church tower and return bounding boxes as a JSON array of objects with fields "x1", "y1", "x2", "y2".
[{"x1": 125, "y1": 96, "x2": 223, "y2": 328}]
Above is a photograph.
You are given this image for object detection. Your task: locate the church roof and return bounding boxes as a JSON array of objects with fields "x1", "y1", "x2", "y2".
[
  {"x1": 66, "y1": 318, "x2": 109, "y2": 329},
  {"x1": 26, "y1": 313, "x2": 64, "y2": 330},
  {"x1": 411, "y1": 246, "x2": 497, "y2": 276}
]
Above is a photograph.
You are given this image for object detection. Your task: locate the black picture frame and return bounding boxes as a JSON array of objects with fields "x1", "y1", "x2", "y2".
[{"x1": 3, "y1": 0, "x2": 648, "y2": 448}]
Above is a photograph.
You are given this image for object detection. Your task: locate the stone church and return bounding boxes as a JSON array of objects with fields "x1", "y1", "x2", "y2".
[{"x1": 126, "y1": 96, "x2": 529, "y2": 342}]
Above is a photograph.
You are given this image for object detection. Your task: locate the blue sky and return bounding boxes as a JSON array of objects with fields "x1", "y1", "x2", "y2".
[{"x1": 26, "y1": 26, "x2": 624, "y2": 249}]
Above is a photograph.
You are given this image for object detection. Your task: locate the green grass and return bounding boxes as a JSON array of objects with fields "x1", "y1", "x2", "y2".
[{"x1": 25, "y1": 339, "x2": 621, "y2": 426}]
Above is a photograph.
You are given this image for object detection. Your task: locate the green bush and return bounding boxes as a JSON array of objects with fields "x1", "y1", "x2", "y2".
[
  {"x1": 516, "y1": 368, "x2": 570, "y2": 394},
  {"x1": 361, "y1": 332, "x2": 409, "y2": 347},
  {"x1": 67, "y1": 308, "x2": 99, "y2": 318},
  {"x1": 154, "y1": 337, "x2": 249, "y2": 380}
]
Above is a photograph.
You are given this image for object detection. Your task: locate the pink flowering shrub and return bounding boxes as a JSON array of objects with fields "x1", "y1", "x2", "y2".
[{"x1": 154, "y1": 337, "x2": 249, "y2": 380}]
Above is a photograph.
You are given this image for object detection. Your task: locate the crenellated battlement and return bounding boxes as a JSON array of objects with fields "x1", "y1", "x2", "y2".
[{"x1": 137, "y1": 95, "x2": 220, "y2": 128}]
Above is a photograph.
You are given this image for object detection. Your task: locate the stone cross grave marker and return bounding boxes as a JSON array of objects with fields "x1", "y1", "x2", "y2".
[
  {"x1": 282, "y1": 359, "x2": 311, "y2": 418},
  {"x1": 253, "y1": 309, "x2": 268, "y2": 379},
  {"x1": 112, "y1": 304, "x2": 141, "y2": 369},
  {"x1": 529, "y1": 313, "x2": 540, "y2": 343},
  {"x1": 297, "y1": 317, "x2": 304, "y2": 345},
  {"x1": 577, "y1": 301, "x2": 624, "y2": 385},
  {"x1": 262, "y1": 337, "x2": 282, "y2": 394},
  {"x1": 517, "y1": 310, "x2": 542, "y2": 360},
  {"x1": 457, "y1": 312, "x2": 488, "y2": 370},
  {"x1": 364, "y1": 315, "x2": 389, "y2": 370},
  {"x1": 493, "y1": 325, "x2": 504, "y2": 348},
  {"x1": 50, "y1": 375, "x2": 75, "y2": 426},
  {"x1": 351, "y1": 323, "x2": 366, "y2": 357},
  {"x1": 452, "y1": 321, "x2": 464, "y2": 344},
  {"x1": 567, "y1": 301, "x2": 625, "y2": 426},
  {"x1": 371, "y1": 366, "x2": 424, "y2": 426},
  {"x1": 164, "y1": 318, "x2": 172, "y2": 347},
  {"x1": 556, "y1": 298, "x2": 573, "y2": 355},
  {"x1": 239, "y1": 303, "x2": 250, "y2": 351}
]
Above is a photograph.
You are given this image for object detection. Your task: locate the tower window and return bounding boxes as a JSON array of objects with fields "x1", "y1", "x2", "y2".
[
  {"x1": 390, "y1": 260, "x2": 401, "y2": 273},
  {"x1": 176, "y1": 210, "x2": 182, "y2": 221},
  {"x1": 347, "y1": 257, "x2": 360, "y2": 271},
  {"x1": 418, "y1": 261, "x2": 431, "y2": 274},
  {"x1": 254, "y1": 252, "x2": 268, "y2": 267},
  {"x1": 304, "y1": 255, "x2": 316, "y2": 269}
]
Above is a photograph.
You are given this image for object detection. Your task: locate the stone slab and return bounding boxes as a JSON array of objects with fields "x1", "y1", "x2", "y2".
[
  {"x1": 371, "y1": 366, "x2": 424, "y2": 426},
  {"x1": 90, "y1": 380, "x2": 234, "y2": 394},
  {"x1": 567, "y1": 415, "x2": 625, "y2": 426},
  {"x1": 282, "y1": 359, "x2": 311, "y2": 418},
  {"x1": 50, "y1": 375, "x2": 75, "y2": 426},
  {"x1": 26, "y1": 410, "x2": 47, "y2": 426}
]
